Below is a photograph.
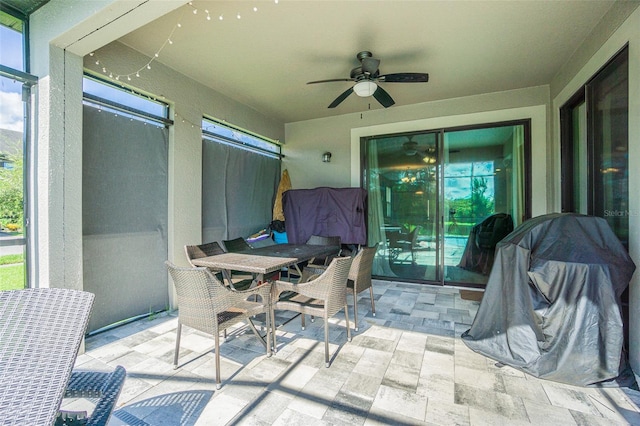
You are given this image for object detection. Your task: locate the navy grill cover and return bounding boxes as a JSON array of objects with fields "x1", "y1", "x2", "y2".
[
  {"x1": 462, "y1": 213, "x2": 635, "y2": 386},
  {"x1": 283, "y1": 187, "x2": 367, "y2": 245}
]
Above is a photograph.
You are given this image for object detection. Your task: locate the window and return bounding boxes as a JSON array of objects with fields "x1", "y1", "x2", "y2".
[
  {"x1": 0, "y1": 7, "x2": 35, "y2": 290},
  {"x1": 561, "y1": 45, "x2": 629, "y2": 247},
  {"x1": 83, "y1": 74, "x2": 171, "y2": 126},
  {"x1": 200, "y1": 117, "x2": 281, "y2": 243},
  {"x1": 202, "y1": 117, "x2": 281, "y2": 159}
]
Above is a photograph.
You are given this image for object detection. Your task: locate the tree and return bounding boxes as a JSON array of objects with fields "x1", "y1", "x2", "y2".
[{"x1": 0, "y1": 154, "x2": 23, "y2": 230}]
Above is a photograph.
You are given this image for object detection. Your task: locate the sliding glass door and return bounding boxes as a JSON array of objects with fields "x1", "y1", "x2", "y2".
[{"x1": 364, "y1": 121, "x2": 529, "y2": 287}]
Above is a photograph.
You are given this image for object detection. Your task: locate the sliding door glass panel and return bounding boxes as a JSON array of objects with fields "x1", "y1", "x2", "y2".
[
  {"x1": 589, "y1": 48, "x2": 629, "y2": 247},
  {"x1": 443, "y1": 125, "x2": 526, "y2": 286},
  {"x1": 364, "y1": 123, "x2": 527, "y2": 287},
  {"x1": 365, "y1": 132, "x2": 439, "y2": 283},
  {"x1": 572, "y1": 102, "x2": 588, "y2": 213},
  {"x1": 0, "y1": 75, "x2": 27, "y2": 290}
]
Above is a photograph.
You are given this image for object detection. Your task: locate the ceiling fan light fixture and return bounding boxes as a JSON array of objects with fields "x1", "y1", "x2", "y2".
[{"x1": 353, "y1": 80, "x2": 377, "y2": 97}]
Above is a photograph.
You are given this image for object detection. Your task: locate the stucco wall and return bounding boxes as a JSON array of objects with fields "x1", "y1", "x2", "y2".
[{"x1": 284, "y1": 85, "x2": 550, "y2": 219}]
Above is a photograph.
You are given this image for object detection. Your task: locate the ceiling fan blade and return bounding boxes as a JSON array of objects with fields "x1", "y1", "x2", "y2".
[
  {"x1": 328, "y1": 87, "x2": 354, "y2": 108},
  {"x1": 307, "y1": 78, "x2": 354, "y2": 84},
  {"x1": 379, "y1": 73, "x2": 429, "y2": 83},
  {"x1": 373, "y1": 86, "x2": 395, "y2": 108},
  {"x1": 361, "y1": 57, "x2": 380, "y2": 75}
]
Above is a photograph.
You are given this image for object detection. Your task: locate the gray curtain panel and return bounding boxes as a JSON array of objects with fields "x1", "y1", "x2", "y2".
[
  {"x1": 202, "y1": 139, "x2": 280, "y2": 243},
  {"x1": 82, "y1": 106, "x2": 169, "y2": 332}
]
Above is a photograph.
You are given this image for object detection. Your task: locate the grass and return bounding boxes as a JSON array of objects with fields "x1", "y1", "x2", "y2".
[
  {"x1": 0, "y1": 264, "x2": 25, "y2": 290},
  {"x1": 0, "y1": 253, "x2": 25, "y2": 290},
  {"x1": 0, "y1": 254, "x2": 23, "y2": 266}
]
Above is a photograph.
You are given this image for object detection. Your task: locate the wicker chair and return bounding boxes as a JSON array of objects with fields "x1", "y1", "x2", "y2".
[
  {"x1": 222, "y1": 237, "x2": 252, "y2": 252},
  {"x1": 301, "y1": 244, "x2": 378, "y2": 332},
  {"x1": 272, "y1": 256, "x2": 353, "y2": 367},
  {"x1": 184, "y1": 241, "x2": 253, "y2": 291},
  {"x1": 305, "y1": 235, "x2": 342, "y2": 265},
  {"x1": 0, "y1": 288, "x2": 125, "y2": 426},
  {"x1": 166, "y1": 261, "x2": 272, "y2": 389}
]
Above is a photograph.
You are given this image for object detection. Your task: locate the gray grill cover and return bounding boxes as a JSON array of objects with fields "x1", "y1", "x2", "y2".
[{"x1": 462, "y1": 213, "x2": 635, "y2": 386}]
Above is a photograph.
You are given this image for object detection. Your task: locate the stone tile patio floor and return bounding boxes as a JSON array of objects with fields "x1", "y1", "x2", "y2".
[{"x1": 65, "y1": 280, "x2": 640, "y2": 425}]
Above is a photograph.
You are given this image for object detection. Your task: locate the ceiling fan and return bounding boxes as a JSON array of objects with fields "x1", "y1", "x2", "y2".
[{"x1": 307, "y1": 51, "x2": 429, "y2": 109}]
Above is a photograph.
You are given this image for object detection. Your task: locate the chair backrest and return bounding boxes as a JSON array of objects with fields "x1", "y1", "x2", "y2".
[
  {"x1": 348, "y1": 243, "x2": 378, "y2": 292},
  {"x1": 305, "y1": 256, "x2": 353, "y2": 317},
  {"x1": 165, "y1": 261, "x2": 227, "y2": 334},
  {"x1": 184, "y1": 241, "x2": 225, "y2": 266},
  {"x1": 222, "y1": 237, "x2": 252, "y2": 252},
  {"x1": 306, "y1": 235, "x2": 341, "y2": 246}
]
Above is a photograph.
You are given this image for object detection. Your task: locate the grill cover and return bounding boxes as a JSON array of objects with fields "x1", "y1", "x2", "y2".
[
  {"x1": 283, "y1": 187, "x2": 367, "y2": 245},
  {"x1": 462, "y1": 213, "x2": 635, "y2": 386}
]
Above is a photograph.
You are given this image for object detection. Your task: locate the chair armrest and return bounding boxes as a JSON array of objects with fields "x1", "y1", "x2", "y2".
[
  {"x1": 226, "y1": 281, "x2": 272, "y2": 305},
  {"x1": 274, "y1": 274, "x2": 330, "y2": 301}
]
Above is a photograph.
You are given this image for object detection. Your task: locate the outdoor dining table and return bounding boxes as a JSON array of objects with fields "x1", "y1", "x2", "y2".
[
  {"x1": 191, "y1": 243, "x2": 341, "y2": 282},
  {"x1": 191, "y1": 243, "x2": 341, "y2": 350}
]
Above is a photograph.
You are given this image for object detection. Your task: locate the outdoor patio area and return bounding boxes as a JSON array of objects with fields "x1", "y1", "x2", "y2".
[{"x1": 66, "y1": 281, "x2": 640, "y2": 425}]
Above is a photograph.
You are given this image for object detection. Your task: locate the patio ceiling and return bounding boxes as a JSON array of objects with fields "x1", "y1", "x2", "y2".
[{"x1": 115, "y1": 0, "x2": 617, "y2": 123}]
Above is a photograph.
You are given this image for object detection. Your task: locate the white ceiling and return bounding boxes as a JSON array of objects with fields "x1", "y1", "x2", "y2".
[{"x1": 118, "y1": 0, "x2": 615, "y2": 124}]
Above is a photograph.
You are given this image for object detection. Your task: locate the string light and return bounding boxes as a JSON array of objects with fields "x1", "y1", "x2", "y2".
[{"x1": 90, "y1": 1, "x2": 279, "y2": 84}]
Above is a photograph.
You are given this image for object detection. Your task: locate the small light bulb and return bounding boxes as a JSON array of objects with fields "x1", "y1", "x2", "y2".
[
  {"x1": 127, "y1": 76, "x2": 131, "y2": 81},
  {"x1": 109, "y1": 73, "x2": 113, "y2": 78},
  {"x1": 219, "y1": 15, "x2": 223, "y2": 20},
  {"x1": 89, "y1": 52, "x2": 94, "y2": 56},
  {"x1": 102, "y1": 67, "x2": 106, "y2": 72},
  {"x1": 155, "y1": 53, "x2": 159, "y2": 57},
  {"x1": 136, "y1": 72, "x2": 140, "y2": 77},
  {"x1": 115, "y1": 75, "x2": 119, "y2": 80},
  {"x1": 253, "y1": 7, "x2": 258, "y2": 12},
  {"x1": 193, "y1": 8, "x2": 197, "y2": 14},
  {"x1": 147, "y1": 64, "x2": 151, "y2": 69},
  {"x1": 168, "y1": 39, "x2": 173, "y2": 45},
  {"x1": 95, "y1": 60, "x2": 99, "y2": 65},
  {"x1": 177, "y1": 23, "x2": 182, "y2": 28},
  {"x1": 237, "y1": 13, "x2": 241, "y2": 19}
]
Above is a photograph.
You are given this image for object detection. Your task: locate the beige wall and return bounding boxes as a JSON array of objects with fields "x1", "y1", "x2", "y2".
[
  {"x1": 29, "y1": 0, "x2": 285, "y2": 308},
  {"x1": 285, "y1": 86, "x2": 550, "y2": 218}
]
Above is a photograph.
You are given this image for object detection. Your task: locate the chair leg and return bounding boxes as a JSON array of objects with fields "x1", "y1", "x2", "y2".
[
  {"x1": 265, "y1": 308, "x2": 272, "y2": 358},
  {"x1": 344, "y1": 304, "x2": 352, "y2": 343},
  {"x1": 369, "y1": 287, "x2": 376, "y2": 317},
  {"x1": 271, "y1": 306, "x2": 277, "y2": 353},
  {"x1": 352, "y1": 288, "x2": 359, "y2": 332},
  {"x1": 301, "y1": 313, "x2": 306, "y2": 330},
  {"x1": 215, "y1": 331, "x2": 221, "y2": 390},
  {"x1": 173, "y1": 322, "x2": 182, "y2": 369}
]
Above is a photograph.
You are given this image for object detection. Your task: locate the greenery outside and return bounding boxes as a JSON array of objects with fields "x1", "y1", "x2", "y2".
[
  {"x1": 0, "y1": 153, "x2": 23, "y2": 231},
  {"x1": 0, "y1": 253, "x2": 24, "y2": 291}
]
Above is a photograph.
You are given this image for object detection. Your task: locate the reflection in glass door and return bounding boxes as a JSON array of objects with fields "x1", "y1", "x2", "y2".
[{"x1": 364, "y1": 122, "x2": 529, "y2": 287}]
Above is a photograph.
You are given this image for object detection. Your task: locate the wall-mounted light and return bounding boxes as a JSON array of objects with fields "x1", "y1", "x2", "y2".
[{"x1": 322, "y1": 152, "x2": 332, "y2": 163}]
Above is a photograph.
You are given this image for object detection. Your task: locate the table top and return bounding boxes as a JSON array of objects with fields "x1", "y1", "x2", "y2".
[
  {"x1": 0, "y1": 288, "x2": 95, "y2": 425},
  {"x1": 192, "y1": 243, "x2": 340, "y2": 275}
]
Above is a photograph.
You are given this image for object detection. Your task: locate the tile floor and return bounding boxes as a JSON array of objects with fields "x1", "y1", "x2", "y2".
[{"x1": 66, "y1": 281, "x2": 640, "y2": 425}]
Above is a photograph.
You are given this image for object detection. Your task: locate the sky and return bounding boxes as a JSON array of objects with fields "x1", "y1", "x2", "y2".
[{"x1": 0, "y1": 23, "x2": 24, "y2": 132}]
